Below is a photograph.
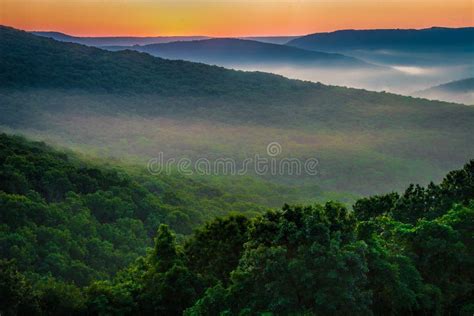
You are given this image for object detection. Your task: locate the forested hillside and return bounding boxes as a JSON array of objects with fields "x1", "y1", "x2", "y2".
[
  {"x1": 1, "y1": 132, "x2": 472, "y2": 315},
  {"x1": 0, "y1": 133, "x2": 268, "y2": 286},
  {"x1": 1, "y1": 25, "x2": 474, "y2": 196},
  {"x1": 103, "y1": 38, "x2": 371, "y2": 68},
  {"x1": 0, "y1": 25, "x2": 313, "y2": 95}
]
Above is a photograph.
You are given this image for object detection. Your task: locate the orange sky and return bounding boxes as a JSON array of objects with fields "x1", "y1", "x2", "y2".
[{"x1": 1, "y1": 0, "x2": 473, "y2": 37}]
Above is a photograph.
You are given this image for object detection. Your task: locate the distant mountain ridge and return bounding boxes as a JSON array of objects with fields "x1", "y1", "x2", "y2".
[
  {"x1": 240, "y1": 36, "x2": 299, "y2": 44},
  {"x1": 32, "y1": 27, "x2": 474, "y2": 54},
  {"x1": 413, "y1": 78, "x2": 474, "y2": 104},
  {"x1": 2, "y1": 25, "x2": 474, "y2": 195},
  {"x1": 32, "y1": 31, "x2": 210, "y2": 46},
  {"x1": 2, "y1": 26, "x2": 312, "y2": 96},
  {"x1": 33, "y1": 31, "x2": 299, "y2": 46},
  {"x1": 287, "y1": 27, "x2": 474, "y2": 52},
  {"x1": 104, "y1": 38, "x2": 375, "y2": 68},
  {"x1": 423, "y1": 78, "x2": 474, "y2": 93}
]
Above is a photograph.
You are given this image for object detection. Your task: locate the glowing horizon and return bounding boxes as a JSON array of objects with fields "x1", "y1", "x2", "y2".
[{"x1": 1, "y1": 0, "x2": 473, "y2": 37}]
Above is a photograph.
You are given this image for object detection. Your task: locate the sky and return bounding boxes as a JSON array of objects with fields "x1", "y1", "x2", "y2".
[{"x1": 1, "y1": 0, "x2": 473, "y2": 37}]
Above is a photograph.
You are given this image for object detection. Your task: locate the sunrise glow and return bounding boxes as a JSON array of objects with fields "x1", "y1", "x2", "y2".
[{"x1": 1, "y1": 0, "x2": 473, "y2": 37}]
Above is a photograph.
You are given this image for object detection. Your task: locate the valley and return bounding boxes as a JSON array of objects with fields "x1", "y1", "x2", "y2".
[{"x1": 1, "y1": 21, "x2": 473, "y2": 315}]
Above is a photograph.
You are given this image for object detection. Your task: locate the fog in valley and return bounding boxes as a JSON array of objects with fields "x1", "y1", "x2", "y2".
[
  {"x1": 2, "y1": 87, "x2": 473, "y2": 198},
  {"x1": 223, "y1": 58, "x2": 473, "y2": 103},
  {"x1": 1, "y1": 8, "x2": 473, "y2": 314}
]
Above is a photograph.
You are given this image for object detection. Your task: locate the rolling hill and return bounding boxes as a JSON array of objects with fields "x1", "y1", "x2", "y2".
[
  {"x1": 2, "y1": 131, "x2": 472, "y2": 315},
  {"x1": 33, "y1": 31, "x2": 298, "y2": 46},
  {"x1": 1, "y1": 25, "x2": 474, "y2": 196},
  {"x1": 288, "y1": 27, "x2": 474, "y2": 53},
  {"x1": 32, "y1": 31, "x2": 209, "y2": 46},
  {"x1": 104, "y1": 38, "x2": 373, "y2": 68},
  {"x1": 31, "y1": 29, "x2": 474, "y2": 95},
  {"x1": 4, "y1": 26, "x2": 311, "y2": 95},
  {"x1": 413, "y1": 77, "x2": 474, "y2": 104},
  {"x1": 287, "y1": 27, "x2": 474, "y2": 67},
  {"x1": 242, "y1": 36, "x2": 299, "y2": 44},
  {"x1": 421, "y1": 77, "x2": 474, "y2": 94},
  {"x1": 0, "y1": 132, "x2": 274, "y2": 293}
]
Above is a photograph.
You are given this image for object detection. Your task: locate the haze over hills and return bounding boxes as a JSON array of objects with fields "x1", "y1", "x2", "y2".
[
  {"x1": 1, "y1": 25, "x2": 474, "y2": 196},
  {"x1": 422, "y1": 77, "x2": 474, "y2": 93},
  {"x1": 413, "y1": 77, "x2": 474, "y2": 104},
  {"x1": 33, "y1": 31, "x2": 298, "y2": 46},
  {"x1": 2, "y1": 131, "x2": 473, "y2": 315},
  {"x1": 284, "y1": 27, "x2": 474, "y2": 99},
  {"x1": 242, "y1": 36, "x2": 299, "y2": 44},
  {"x1": 2, "y1": 0, "x2": 473, "y2": 311},
  {"x1": 104, "y1": 38, "x2": 374, "y2": 68},
  {"x1": 103, "y1": 37, "x2": 412, "y2": 97},
  {"x1": 3, "y1": 26, "x2": 312, "y2": 97},
  {"x1": 287, "y1": 27, "x2": 474, "y2": 54},
  {"x1": 31, "y1": 27, "x2": 474, "y2": 100},
  {"x1": 32, "y1": 31, "x2": 210, "y2": 46}
]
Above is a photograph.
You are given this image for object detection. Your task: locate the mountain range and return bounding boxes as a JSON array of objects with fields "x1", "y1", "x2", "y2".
[
  {"x1": 31, "y1": 27, "x2": 474, "y2": 101},
  {"x1": 33, "y1": 31, "x2": 299, "y2": 46},
  {"x1": 3, "y1": 26, "x2": 306, "y2": 96},
  {"x1": 414, "y1": 77, "x2": 474, "y2": 104},
  {"x1": 104, "y1": 38, "x2": 373, "y2": 68},
  {"x1": 287, "y1": 27, "x2": 474, "y2": 53},
  {"x1": 1, "y1": 25, "x2": 474, "y2": 196},
  {"x1": 0, "y1": 22, "x2": 473, "y2": 316},
  {"x1": 287, "y1": 27, "x2": 474, "y2": 70},
  {"x1": 32, "y1": 31, "x2": 210, "y2": 46},
  {"x1": 423, "y1": 77, "x2": 474, "y2": 93}
]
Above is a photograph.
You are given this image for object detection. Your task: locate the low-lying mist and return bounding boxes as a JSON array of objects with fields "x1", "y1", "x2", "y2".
[
  {"x1": 1, "y1": 88, "x2": 473, "y2": 196},
  {"x1": 183, "y1": 48, "x2": 473, "y2": 104},
  {"x1": 227, "y1": 63, "x2": 473, "y2": 103}
]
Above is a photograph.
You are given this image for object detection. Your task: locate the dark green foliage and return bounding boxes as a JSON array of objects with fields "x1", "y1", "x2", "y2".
[
  {"x1": 186, "y1": 162, "x2": 473, "y2": 315},
  {"x1": 352, "y1": 160, "x2": 474, "y2": 224},
  {"x1": 140, "y1": 226, "x2": 203, "y2": 315},
  {"x1": 396, "y1": 209, "x2": 474, "y2": 314},
  {"x1": 0, "y1": 133, "x2": 150, "y2": 285},
  {"x1": 35, "y1": 277, "x2": 86, "y2": 315},
  {"x1": 0, "y1": 260, "x2": 41, "y2": 315},
  {"x1": 1, "y1": 26, "x2": 474, "y2": 197},
  {"x1": 0, "y1": 133, "x2": 265, "y2": 288},
  {"x1": 0, "y1": 132, "x2": 472, "y2": 315},
  {"x1": 150, "y1": 225, "x2": 181, "y2": 273},
  {"x1": 184, "y1": 215, "x2": 249, "y2": 285},
  {"x1": 1, "y1": 25, "x2": 473, "y2": 315},
  {"x1": 191, "y1": 203, "x2": 372, "y2": 315},
  {"x1": 85, "y1": 226, "x2": 204, "y2": 315},
  {"x1": 0, "y1": 26, "x2": 313, "y2": 97},
  {"x1": 353, "y1": 192, "x2": 399, "y2": 221}
]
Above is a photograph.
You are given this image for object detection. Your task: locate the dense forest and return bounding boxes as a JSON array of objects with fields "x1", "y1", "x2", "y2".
[
  {"x1": 0, "y1": 133, "x2": 268, "y2": 284},
  {"x1": 0, "y1": 25, "x2": 314, "y2": 96},
  {"x1": 1, "y1": 26, "x2": 473, "y2": 315},
  {"x1": 1, "y1": 25, "x2": 474, "y2": 196},
  {"x1": 1, "y1": 132, "x2": 472, "y2": 315}
]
